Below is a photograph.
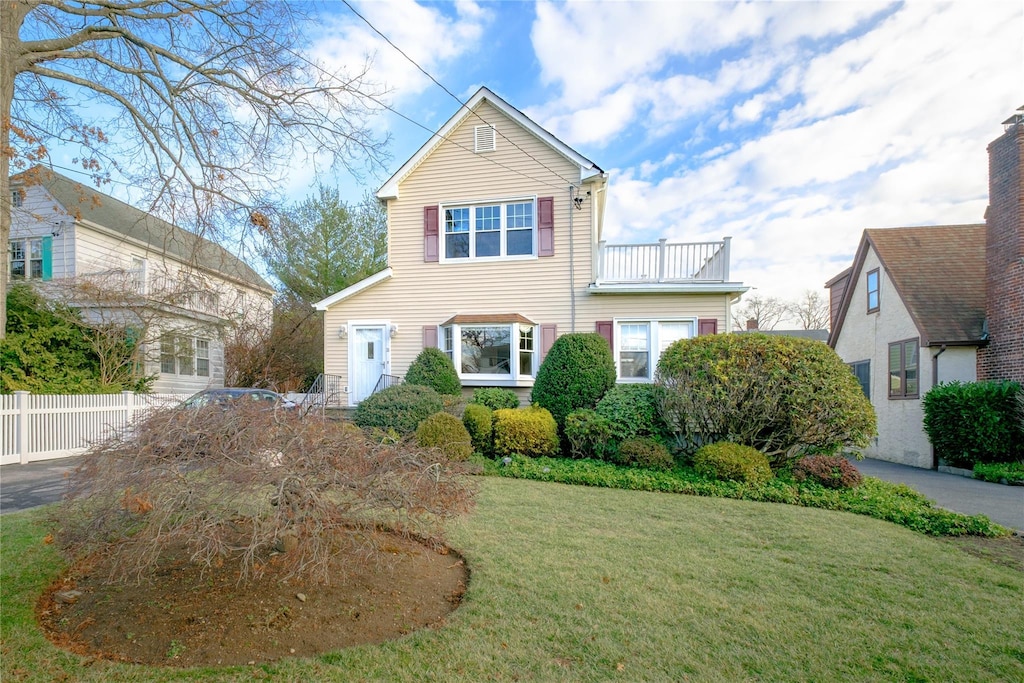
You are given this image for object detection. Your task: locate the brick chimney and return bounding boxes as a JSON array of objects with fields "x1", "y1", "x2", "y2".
[
  {"x1": 977, "y1": 109, "x2": 1024, "y2": 381},
  {"x1": 746, "y1": 318, "x2": 759, "y2": 331}
]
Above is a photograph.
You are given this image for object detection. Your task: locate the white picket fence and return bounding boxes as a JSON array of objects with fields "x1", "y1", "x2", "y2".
[{"x1": 1, "y1": 392, "x2": 188, "y2": 465}]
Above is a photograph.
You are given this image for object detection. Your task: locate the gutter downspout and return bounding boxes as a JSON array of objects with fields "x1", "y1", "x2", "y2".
[
  {"x1": 569, "y1": 185, "x2": 576, "y2": 333},
  {"x1": 929, "y1": 344, "x2": 947, "y2": 469}
]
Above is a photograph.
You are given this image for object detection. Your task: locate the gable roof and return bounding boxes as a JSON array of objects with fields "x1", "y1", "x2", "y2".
[
  {"x1": 11, "y1": 167, "x2": 272, "y2": 292},
  {"x1": 313, "y1": 267, "x2": 392, "y2": 311},
  {"x1": 377, "y1": 86, "x2": 603, "y2": 200},
  {"x1": 829, "y1": 224, "x2": 987, "y2": 347}
]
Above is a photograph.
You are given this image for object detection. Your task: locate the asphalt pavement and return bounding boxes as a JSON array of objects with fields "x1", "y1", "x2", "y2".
[{"x1": 2, "y1": 455, "x2": 1022, "y2": 531}]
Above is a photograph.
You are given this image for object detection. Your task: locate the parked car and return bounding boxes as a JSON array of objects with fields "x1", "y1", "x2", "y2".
[{"x1": 181, "y1": 388, "x2": 298, "y2": 411}]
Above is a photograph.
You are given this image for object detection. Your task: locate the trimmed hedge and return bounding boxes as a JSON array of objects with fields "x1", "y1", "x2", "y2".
[
  {"x1": 657, "y1": 333, "x2": 876, "y2": 466},
  {"x1": 471, "y1": 387, "x2": 520, "y2": 411},
  {"x1": 415, "y1": 412, "x2": 473, "y2": 461},
  {"x1": 493, "y1": 407, "x2": 559, "y2": 458},
  {"x1": 923, "y1": 380, "x2": 1023, "y2": 468},
  {"x1": 614, "y1": 437, "x2": 674, "y2": 470},
  {"x1": 463, "y1": 403, "x2": 494, "y2": 456},
  {"x1": 693, "y1": 442, "x2": 773, "y2": 485},
  {"x1": 531, "y1": 333, "x2": 616, "y2": 432},
  {"x1": 405, "y1": 347, "x2": 461, "y2": 396},
  {"x1": 352, "y1": 384, "x2": 443, "y2": 435}
]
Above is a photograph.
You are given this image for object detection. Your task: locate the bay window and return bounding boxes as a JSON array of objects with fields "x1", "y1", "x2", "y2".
[
  {"x1": 441, "y1": 318, "x2": 537, "y2": 382},
  {"x1": 442, "y1": 198, "x2": 535, "y2": 261}
]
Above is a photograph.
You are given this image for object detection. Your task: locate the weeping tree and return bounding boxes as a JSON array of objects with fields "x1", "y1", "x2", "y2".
[{"x1": 1, "y1": 0, "x2": 389, "y2": 338}]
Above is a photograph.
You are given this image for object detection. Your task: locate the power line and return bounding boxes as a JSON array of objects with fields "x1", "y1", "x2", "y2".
[{"x1": 339, "y1": 0, "x2": 584, "y2": 190}]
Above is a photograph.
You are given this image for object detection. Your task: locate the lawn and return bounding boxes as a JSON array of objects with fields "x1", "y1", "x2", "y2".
[{"x1": 3, "y1": 478, "x2": 1022, "y2": 682}]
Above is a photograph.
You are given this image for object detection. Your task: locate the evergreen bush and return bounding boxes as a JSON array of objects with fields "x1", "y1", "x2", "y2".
[
  {"x1": 693, "y1": 442, "x2": 773, "y2": 484},
  {"x1": 470, "y1": 387, "x2": 520, "y2": 411},
  {"x1": 463, "y1": 403, "x2": 494, "y2": 456},
  {"x1": 595, "y1": 383, "x2": 667, "y2": 442},
  {"x1": 615, "y1": 437, "x2": 674, "y2": 470},
  {"x1": 492, "y1": 407, "x2": 559, "y2": 458},
  {"x1": 923, "y1": 380, "x2": 1023, "y2": 468},
  {"x1": 415, "y1": 412, "x2": 473, "y2": 461},
  {"x1": 657, "y1": 333, "x2": 875, "y2": 466},
  {"x1": 353, "y1": 384, "x2": 443, "y2": 435},
  {"x1": 404, "y1": 347, "x2": 461, "y2": 396},
  {"x1": 564, "y1": 409, "x2": 614, "y2": 460},
  {"x1": 531, "y1": 332, "x2": 616, "y2": 432}
]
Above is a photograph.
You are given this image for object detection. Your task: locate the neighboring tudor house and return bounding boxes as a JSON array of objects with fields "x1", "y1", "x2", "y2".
[
  {"x1": 8, "y1": 168, "x2": 274, "y2": 393},
  {"x1": 827, "y1": 111, "x2": 1024, "y2": 468},
  {"x1": 314, "y1": 87, "x2": 748, "y2": 406}
]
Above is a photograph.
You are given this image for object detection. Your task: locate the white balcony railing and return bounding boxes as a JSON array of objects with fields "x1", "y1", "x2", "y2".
[{"x1": 596, "y1": 237, "x2": 731, "y2": 284}]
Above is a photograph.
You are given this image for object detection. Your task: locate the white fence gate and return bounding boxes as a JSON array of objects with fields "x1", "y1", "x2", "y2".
[{"x1": 1, "y1": 392, "x2": 187, "y2": 465}]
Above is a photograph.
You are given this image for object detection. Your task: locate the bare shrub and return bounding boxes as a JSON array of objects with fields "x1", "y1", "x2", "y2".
[{"x1": 53, "y1": 403, "x2": 476, "y2": 585}]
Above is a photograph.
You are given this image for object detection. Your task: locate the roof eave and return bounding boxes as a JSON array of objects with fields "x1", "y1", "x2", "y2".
[{"x1": 313, "y1": 267, "x2": 393, "y2": 311}]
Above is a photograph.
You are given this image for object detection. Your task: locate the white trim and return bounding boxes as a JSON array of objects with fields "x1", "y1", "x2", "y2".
[
  {"x1": 613, "y1": 317, "x2": 697, "y2": 383},
  {"x1": 377, "y1": 86, "x2": 601, "y2": 200},
  {"x1": 438, "y1": 196, "x2": 538, "y2": 263},
  {"x1": 314, "y1": 267, "x2": 393, "y2": 311},
  {"x1": 588, "y1": 282, "x2": 749, "y2": 295},
  {"x1": 442, "y1": 321, "x2": 537, "y2": 386}
]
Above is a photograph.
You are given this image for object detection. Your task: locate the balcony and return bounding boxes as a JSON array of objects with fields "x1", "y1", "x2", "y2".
[{"x1": 593, "y1": 237, "x2": 741, "y2": 294}]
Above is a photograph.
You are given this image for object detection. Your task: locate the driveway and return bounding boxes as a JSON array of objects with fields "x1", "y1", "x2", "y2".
[
  {"x1": 0, "y1": 457, "x2": 78, "y2": 514},
  {"x1": 850, "y1": 457, "x2": 1024, "y2": 532}
]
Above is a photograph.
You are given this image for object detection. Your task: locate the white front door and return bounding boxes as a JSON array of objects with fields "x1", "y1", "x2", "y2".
[{"x1": 351, "y1": 325, "x2": 387, "y2": 404}]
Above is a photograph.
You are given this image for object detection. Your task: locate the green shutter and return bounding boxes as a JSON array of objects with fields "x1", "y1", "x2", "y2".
[{"x1": 41, "y1": 236, "x2": 53, "y2": 280}]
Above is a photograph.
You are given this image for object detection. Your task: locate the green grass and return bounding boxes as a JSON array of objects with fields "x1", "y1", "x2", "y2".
[
  {"x1": 477, "y1": 455, "x2": 1010, "y2": 537},
  {"x1": 3, "y1": 480, "x2": 1023, "y2": 682}
]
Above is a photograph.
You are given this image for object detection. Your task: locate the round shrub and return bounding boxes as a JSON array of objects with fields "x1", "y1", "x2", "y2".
[
  {"x1": 405, "y1": 347, "x2": 461, "y2": 396},
  {"x1": 693, "y1": 442, "x2": 773, "y2": 484},
  {"x1": 595, "y1": 383, "x2": 667, "y2": 442},
  {"x1": 353, "y1": 384, "x2": 443, "y2": 436},
  {"x1": 615, "y1": 437, "x2": 674, "y2": 470},
  {"x1": 471, "y1": 387, "x2": 520, "y2": 411},
  {"x1": 493, "y1": 407, "x2": 559, "y2": 458},
  {"x1": 657, "y1": 333, "x2": 876, "y2": 466},
  {"x1": 463, "y1": 403, "x2": 494, "y2": 456},
  {"x1": 792, "y1": 455, "x2": 863, "y2": 489},
  {"x1": 564, "y1": 409, "x2": 614, "y2": 460},
  {"x1": 415, "y1": 412, "x2": 473, "y2": 461},
  {"x1": 531, "y1": 332, "x2": 616, "y2": 431}
]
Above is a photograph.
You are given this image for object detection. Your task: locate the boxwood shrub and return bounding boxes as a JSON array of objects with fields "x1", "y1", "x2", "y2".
[
  {"x1": 463, "y1": 402, "x2": 494, "y2": 456},
  {"x1": 353, "y1": 384, "x2": 443, "y2": 435},
  {"x1": 564, "y1": 409, "x2": 614, "y2": 460},
  {"x1": 404, "y1": 347, "x2": 461, "y2": 396},
  {"x1": 657, "y1": 333, "x2": 876, "y2": 466},
  {"x1": 923, "y1": 380, "x2": 1023, "y2": 468},
  {"x1": 614, "y1": 437, "x2": 674, "y2": 470},
  {"x1": 531, "y1": 333, "x2": 616, "y2": 432},
  {"x1": 493, "y1": 407, "x2": 559, "y2": 458},
  {"x1": 693, "y1": 442, "x2": 773, "y2": 484},
  {"x1": 470, "y1": 387, "x2": 520, "y2": 411},
  {"x1": 595, "y1": 383, "x2": 667, "y2": 442},
  {"x1": 415, "y1": 411, "x2": 473, "y2": 461}
]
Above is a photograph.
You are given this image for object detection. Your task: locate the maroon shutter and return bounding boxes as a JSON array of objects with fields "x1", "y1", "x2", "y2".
[
  {"x1": 422, "y1": 325, "x2": 438, "y2": 349},
  {"x1": 698, "y1": 318, "x2": 718, "y2": 336},
  {"x1": 539, "y1": 324, "x2": 557, "y2": 362},
  {"x1": 424, "y1": 205, "x2": 439, "y2": 262},
  {"x1": 596, "y1": 320, "x2": 613, "y2": 349},
  {"x1": 537, "y1": 196, "x2": 555, "y2": 257}
]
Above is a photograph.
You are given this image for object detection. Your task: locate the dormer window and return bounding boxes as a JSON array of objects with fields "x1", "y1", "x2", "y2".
[
  {"x1": 474, "y1": 124, "x2": 496, "y2": 152},
  {"x1": 12, "y1": 189, "x2": 23, "y2": 208}
]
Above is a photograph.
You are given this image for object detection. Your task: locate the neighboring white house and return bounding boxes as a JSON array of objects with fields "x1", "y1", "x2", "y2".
[
  {"x1": 314, "y1": 87, "x2": 748, "y2": 406},
  {"x1": 8, "y1": 167, "x2": 274, "y2": 393},
  {"x1": 826, "y1": 225, "x2": 987, "y2": 468}
]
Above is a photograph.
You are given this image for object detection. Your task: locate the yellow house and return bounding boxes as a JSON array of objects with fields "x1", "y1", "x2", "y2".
[{"x1": 315, "y1": 87, "x2": 748, "y2": 406}]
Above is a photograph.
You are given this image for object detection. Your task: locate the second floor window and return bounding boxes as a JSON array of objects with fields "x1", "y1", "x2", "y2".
[
  {"x1": 442, "y1": 199, "x2": 535, "y2": 261},
  {"x1": 866, "y1": 268, "x2": 880, "y2": 313},
  {"x1": 8, "y1": 237, "x2": 51, "y2": 281}
]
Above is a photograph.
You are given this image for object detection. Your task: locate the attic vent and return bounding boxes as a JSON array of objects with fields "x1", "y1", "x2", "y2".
[{"x1": 474, "y1": 124, "x2": 496, "y2": 152}]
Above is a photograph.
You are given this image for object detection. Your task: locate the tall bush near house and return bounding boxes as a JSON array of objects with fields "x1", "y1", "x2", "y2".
[
  {"x1": 657, "y1": 333, "x2": 876, "y2": 467},
  {"x1": 492, "y1": 407, "x2": 559, "y2": 458},
  {"x1": 923, "y1": 380, "x2": 1023, "y2": 468},
  {"x1": 405, "y1": 347, "x2": 461, "y2": 396},
  {"x1": 531, "y1": 333, "x2": 616, "y2": 433}
]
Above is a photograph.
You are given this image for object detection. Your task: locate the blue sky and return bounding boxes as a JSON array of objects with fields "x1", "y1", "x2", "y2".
[{"x1": 292, "y1": 0, "x2": 1021, "y2": 312}]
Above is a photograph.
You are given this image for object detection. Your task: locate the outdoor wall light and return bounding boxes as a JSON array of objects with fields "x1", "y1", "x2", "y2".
[
  {"x1": 389, "y1": 324, "x2": 399, "y2": 338},
  {"x1": 338, "y1": 325, "x2": 347, "y2": 339}
]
